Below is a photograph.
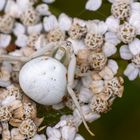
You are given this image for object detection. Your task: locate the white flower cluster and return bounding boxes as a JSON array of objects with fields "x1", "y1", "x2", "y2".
[
  {"x1": 106, "y1": 0, "x2": 140, "y2": 80},
  {"x1": 86, "y1": 0, "x2": 140, "y2": 80},
  {"x1": 0, "y1": 84, "x2": 45, "y2": 140},
  {"x1": 0, "y1": 0, "x2": 139, "y2": 139},
  {"x1": 46, "y1": 115, "x2": 85, "y2": 140}
]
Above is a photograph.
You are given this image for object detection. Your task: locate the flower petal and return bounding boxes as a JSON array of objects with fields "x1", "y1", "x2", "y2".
[
  {"x1": 36, "y1": 4, "x2": 50, "y2": 16},
  {"x1": 97, "y1": 21, "x2": 108, "y2": 34},
  {"x1": 67, "y1": 38, "x2": 86, "y2": 54},
  {"x1": 107, "y1": 59, "x2": 118, "y2": 75},
  {"x1": 105, "y1": 32, "x2": 120, "y2": 46},
  {"x1": 105, "y1": 16, "x2": 120, "y2": 32},
  {"x1": 15, "y1": 34, "x2": 28, "y2": 48},
  {"x1": 79, "y1": 87, "x2": 93, "y2": 103},
  {"x1": 129, "y1": 38, "x2": 140, "y2": 55},
  {"x1": 81, "y1": 73, "x2": 93, "y2": 88},
  {"x1": 131, "y1": 2, "x2": 140, "y2": 15},
  {"x1": 120, "y1": 45, "x2": 133, "y2": 60},
  {"x1": 32, "y1": 134, "x2": 46, "y2": 140},
  {"x1": 61, "y1": 126, "x2": 76, "y2": 140},
  {"x1": 103, "y1": 42, "x2": 117, "y2": 57},
  {"x1": 0, "y1": 34, "x2": 11, "y2": 48},
  {"x1": 5, "y1": 0, "x2": 22, "y2": 18},
  {"x1": 124, "y1": 63, "x2": 139, "y2": 80},
  {"x1": 46, "y1": 127, "x2": 61, "y2": 138},
  {"x1": 27, "y1": 23, "x2": 43, "y2": 34},
  {"x1": 85, "y1": 0, "x2": 102, "y2": 11},
  {"x1": 13, "y1": 22, "x2": 26, "y2": 37},
  {"x1": 43, "y1": 15, "x2": 58, "y2": 32},
  {"x1": 86, "y1": 20, "x2": 98, "y2": 33},
  {"x1": 16, "y1": 0, "x2": 32, "y2": 12},
  {"x1": 129, "y1": 13, "x2": 140, "y2": 34},
  {"x1": 58, "y1": 13, "x2": 72, "y2": 31},
  {"x1": 90, "y1": 80, "x2": 104, "y2": 94}
]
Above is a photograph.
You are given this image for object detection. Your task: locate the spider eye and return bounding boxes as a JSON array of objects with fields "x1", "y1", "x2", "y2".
[{"x1": 66, "y1": 41, "x2": 72, "y2": 46}]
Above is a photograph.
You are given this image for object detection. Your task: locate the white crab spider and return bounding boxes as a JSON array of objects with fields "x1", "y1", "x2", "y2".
[{"x1": 0, "y1": 41, "x2": 94, "y2": 136}]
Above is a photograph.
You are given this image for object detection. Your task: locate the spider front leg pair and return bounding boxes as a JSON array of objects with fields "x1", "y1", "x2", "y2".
[
  {"x1": 0, "y1": 41, "x2": 94, "y2": 136},
  {"x1": 67, "y1": 53, "x2": 94, "y2": 136},
  {"x1": 0, "y1": 42, "x2": 58, "y2": 63}
]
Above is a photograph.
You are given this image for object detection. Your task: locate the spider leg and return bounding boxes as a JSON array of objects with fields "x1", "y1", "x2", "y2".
[
  {"x1": 0, "y1": 42, "x2": 59, "y2": 63},
  {"x1": 67, "y1": 54, "x2": 95, "y2": 136},
  {"x1": 0, "y1": 55, "x2": 28, "y2": 62}
]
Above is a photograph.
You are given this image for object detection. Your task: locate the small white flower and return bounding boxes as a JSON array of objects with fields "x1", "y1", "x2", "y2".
[
  {"x1": 44, "y1": 13, "x2": 72, "y2": 37},
  {"x1": 85, "y1": 0, "x2": 102, "y2": 11},
  {"x1": 111, "y1": 0, "x2": 131, "y2": 20},
  {"x1": 0, "y1": 14, "x2": 15, "y2": 34},
  {"x1": 120, "y1": 38, "x2": 140, "y2": 80},
  {"x1": 68, "y1": 18, "x2": 87, "y2": 39},
  {"x1": 20, "y1": 7, "x2": 40, "y2": 26},
  {"x1": 118, "y1": 22, "x2": 136, "y2": 44},
  {"x1": 85, "y1": 20, "x2": 118, "y2": 55},
  {"x1": 110, "y1": 0, "x2": 139, "y2": 21}
]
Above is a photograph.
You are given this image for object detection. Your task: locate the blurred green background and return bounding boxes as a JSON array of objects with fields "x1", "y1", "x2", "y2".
[{"x1": 41, "y1": 0, "x2": 140, "y2": 139}]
